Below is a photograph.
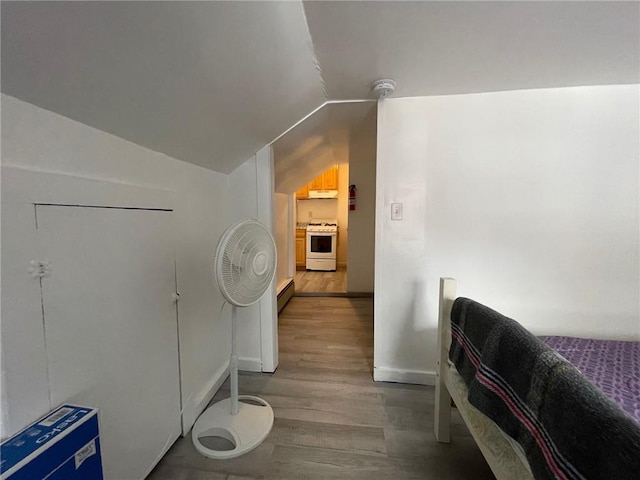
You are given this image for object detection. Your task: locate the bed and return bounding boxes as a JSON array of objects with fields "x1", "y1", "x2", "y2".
[{"x1": 433, "y1": 277, "x2": 640, "y2": 480}]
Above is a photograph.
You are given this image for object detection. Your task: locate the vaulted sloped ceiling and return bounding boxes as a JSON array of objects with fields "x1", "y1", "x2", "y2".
[
  {"x1": 273, "y1": 101, "x2": 375, "y2": 194},
  {"x1": 2, "y1": 1, "x2": 638, "y2": 176},
  {"x1": 1, "y1": 1, "x2": 325, "y2": 174}
]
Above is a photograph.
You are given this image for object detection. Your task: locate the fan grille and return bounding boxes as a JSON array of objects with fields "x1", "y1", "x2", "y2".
[{"x1": 214, "y1": 219, "x2": 276, "y2": 307}]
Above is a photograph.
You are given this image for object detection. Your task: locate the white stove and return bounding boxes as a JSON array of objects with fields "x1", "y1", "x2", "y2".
[{"x1": 306, "y1": 219, "x2": 338, "y2": 271}]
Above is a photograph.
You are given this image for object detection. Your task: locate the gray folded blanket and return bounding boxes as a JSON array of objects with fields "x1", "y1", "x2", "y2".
[{"x1": 449, "y1": 297, "x2": 640, "y2": 480}]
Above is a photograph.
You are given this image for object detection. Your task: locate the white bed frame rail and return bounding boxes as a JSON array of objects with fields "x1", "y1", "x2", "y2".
[{"x1": 433, "y1": 277, "x2": 533, "y2": 480}]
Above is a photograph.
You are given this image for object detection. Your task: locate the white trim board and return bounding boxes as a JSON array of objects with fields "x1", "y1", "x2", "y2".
[
  {"x1": 181, "y1": 360, "x2": 229, "y2": 436},
  {"x1": 180, "y1": 356, "x2": 263, "y2": 435},
  {"x1": 373, "y1": 366, "x2": 436, "y2": 386},
  {"x1": 256, "y1": 145, "x2": 279, "y2": 373},
  {"x1": 238, "y1": 357, "x2": 262, "y2": 373}
]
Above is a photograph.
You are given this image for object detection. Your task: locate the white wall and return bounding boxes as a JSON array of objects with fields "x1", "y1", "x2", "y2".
[
  {"x1": 296, "y1": 198, "x2": 338, "y2": 222},
  {"x1": 227, "y1": 147, "x2": 278, "y2": 373},
  {"x1": 274, "y1": 193, "x2": 293, "y2": 290},
  {"x1": 374, "y1": 85, "x2": 640, "y2": 384},
  {"x1": 347, "y1": 109, "x2": 377, "y2": 292},
  {"x1": 0, "y1": 94, "x2": 235, "y2": 438},
  {"x1": 227, "y1": 154, "x2": 262, "y2": 371}
]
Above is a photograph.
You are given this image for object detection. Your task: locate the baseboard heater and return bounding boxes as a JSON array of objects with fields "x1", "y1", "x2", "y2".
[{"x1": 277, "y1": 279, "x2": 295, "y2": 313}]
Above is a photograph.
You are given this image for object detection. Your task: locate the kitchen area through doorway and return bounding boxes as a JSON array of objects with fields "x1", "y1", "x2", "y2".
[
  {"x1": 295, "y1": 164, "x2": 348, "y2": 295},
  {"x1": 272, "y1": 101, "x2": 377, "y2": 304}
]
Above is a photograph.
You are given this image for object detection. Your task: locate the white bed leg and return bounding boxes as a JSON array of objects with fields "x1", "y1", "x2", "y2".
[
  {"x1": 435, "y1": 365, "x2": 452, "y2": 443},
  {"x1": 434, "y1": 277, "x2": 456, "y2": 443}
]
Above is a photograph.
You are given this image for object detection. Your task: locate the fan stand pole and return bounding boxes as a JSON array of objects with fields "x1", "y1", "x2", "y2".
[{"x1": 230, "y1": 304, "x2": 239, "y2": 415}]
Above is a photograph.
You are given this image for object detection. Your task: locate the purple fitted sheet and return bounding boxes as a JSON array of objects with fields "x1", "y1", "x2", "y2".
[{"x1": 540, "y1": 336, "x2": 640, "y2": 424}]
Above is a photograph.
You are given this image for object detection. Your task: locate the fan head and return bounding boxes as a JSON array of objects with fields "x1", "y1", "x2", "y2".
[{"x1": 214, "y1": 219, "x2": 276, "y2": 307}]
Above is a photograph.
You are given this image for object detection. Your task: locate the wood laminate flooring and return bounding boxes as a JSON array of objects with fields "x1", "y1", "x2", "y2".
[
  {"x1": 294, "y1": 267, "x2": 347, "y2": 294},
  {"x1": 147, "y1": 297, "x2": 495, "y2": 480}
]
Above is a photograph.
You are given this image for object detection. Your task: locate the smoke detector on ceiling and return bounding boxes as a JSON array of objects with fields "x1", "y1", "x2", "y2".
[{"x1": 371, "y1": 79, "x2": 397, "y2": 98}]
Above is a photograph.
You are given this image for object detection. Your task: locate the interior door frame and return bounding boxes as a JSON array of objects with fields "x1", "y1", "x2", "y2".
[{"x1": 256, "y1": 145, "x2": 278, "y2": 372}]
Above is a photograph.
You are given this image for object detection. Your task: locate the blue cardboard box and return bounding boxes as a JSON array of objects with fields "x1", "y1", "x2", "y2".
[{"x1": 1, "y1": 404, "x2": 103, "y2": 480}]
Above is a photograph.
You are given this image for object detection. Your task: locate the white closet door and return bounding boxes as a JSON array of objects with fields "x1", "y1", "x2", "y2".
[{"x1": 36, "y1": 205, "x2": 181, "y2": 480}]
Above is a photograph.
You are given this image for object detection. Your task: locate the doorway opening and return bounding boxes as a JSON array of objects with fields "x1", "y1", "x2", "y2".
[
  {"x1": 294, "y1": 164, "x2": 348, "y2": 295},
  {"x1": 272, "y1": 102, "x2": 377, "y2": 305}
]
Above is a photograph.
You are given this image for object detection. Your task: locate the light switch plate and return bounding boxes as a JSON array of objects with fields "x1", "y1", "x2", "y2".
[{"x1": 391, "y1": 203, "x2": 403, "y2": 220}]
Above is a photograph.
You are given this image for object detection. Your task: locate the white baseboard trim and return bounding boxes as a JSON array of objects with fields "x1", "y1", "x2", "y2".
[
  {"x1": 238, "y1": 357, "x2": 262, "y2": 372},
  {"x1": 373, "y1": 366, "x2": 436, "y2": 386},
  {"x1": 181, "y1": 360, "x2": 229, "y2": 436}
]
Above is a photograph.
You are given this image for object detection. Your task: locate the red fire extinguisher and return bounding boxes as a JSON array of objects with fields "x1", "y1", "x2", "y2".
[{"x1": 349, "y1": 184, "x2": 357, "y2": 211}]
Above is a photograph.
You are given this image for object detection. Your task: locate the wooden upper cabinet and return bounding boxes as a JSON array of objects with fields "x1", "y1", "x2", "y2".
[
  {"x1": 322, "y1": 165, "x2": 339, "y2": 190},
  {"x1": 296, "y1": 165, "x2": 340, "y2": 199},
  {"x1": 296, "y1": 183, "x2": 309, "y2": 199},
  {"x1": 309, "y1": 175, "x2": 323, "y2": 191}
]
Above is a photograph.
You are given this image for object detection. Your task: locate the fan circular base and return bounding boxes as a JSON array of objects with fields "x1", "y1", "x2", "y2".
[{"x1": 191, "y1": 395, "x2": 274, "y2": 459}]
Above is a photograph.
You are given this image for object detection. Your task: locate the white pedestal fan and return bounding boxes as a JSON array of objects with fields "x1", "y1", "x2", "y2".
[{"x1": 192, "y1": 219, "x2": 276, "y2": 459}]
